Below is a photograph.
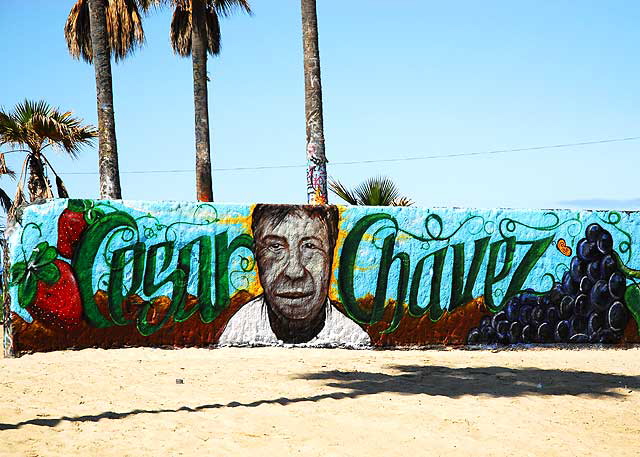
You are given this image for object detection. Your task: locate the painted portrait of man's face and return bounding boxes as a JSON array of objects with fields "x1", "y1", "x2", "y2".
[{"x1": 253, "y1": 208, "x2": 334, "y2": 324}]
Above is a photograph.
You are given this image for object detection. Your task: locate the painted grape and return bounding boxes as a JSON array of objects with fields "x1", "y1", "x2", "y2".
[{"x1": 467, "y1": 223, "x2": 629, "y2": 344}]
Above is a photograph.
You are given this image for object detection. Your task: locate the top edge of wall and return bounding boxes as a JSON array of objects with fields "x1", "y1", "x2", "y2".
[{"x1": 10, "y1": 198, "x2": 640, "y2": 214}]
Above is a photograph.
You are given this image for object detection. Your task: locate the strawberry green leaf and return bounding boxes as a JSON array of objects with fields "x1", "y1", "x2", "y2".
[
  {"x1": 67, "y1": 199, "x2": 87, "y2": 213},
  {"x1": 34, "y1": 246, "x2": 57, "y2": 267},
  {"x1": 85, "y1": 207, "x2": 105, "y2": 224},
  {"x1": 17, "y1": 282, "x2": 25, "y2": 307},
  {"x1": 18, "y1": 277, "x2": 37, "y2": 309},
  {"x1": 624, "y1": 283, "x2": 640, "y2": 336},
  {"x1": 11, "y1": 261, "x2": 27, "y2": 284},
  {"x1": 31, "y1": 241, "x2": 50, "y2": 264},
  {"x1": 36, "y1": 263, "x2": 60, "y2": 285}
]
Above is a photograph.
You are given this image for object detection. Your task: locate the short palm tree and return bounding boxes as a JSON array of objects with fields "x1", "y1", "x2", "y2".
[
  {"x1": 0, "y1": 100, "x2": 97, "y2": 202},
  {"x1": 0, "y1": 154, "x2": 16, "y2": 213},
  {"x1": 65, "y1": 0, "x2": 149, "y2": 199},
  {"x1": 145, "y1": 0, "x2": 251, "y2": 201},
  {"x1": 329, "y1": 176, "x2": 414, "y2": 206}
]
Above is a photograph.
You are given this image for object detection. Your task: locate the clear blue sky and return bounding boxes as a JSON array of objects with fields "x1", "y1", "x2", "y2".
[{"x1": 1, "y1": 0, "x2": 639, "y2": 209}]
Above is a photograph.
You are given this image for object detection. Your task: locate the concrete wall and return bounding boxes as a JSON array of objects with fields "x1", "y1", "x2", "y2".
[{"x1": 4, "y1": 199, "x2": 640, "y2": 355}]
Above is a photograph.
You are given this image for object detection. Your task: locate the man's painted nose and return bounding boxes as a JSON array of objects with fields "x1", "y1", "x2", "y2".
[{"x1": 283, "y1": 250, "x2": 306, "y2": 280}]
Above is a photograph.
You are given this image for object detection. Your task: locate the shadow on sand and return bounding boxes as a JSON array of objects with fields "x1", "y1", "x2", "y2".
[{"x1": 1, "y1": 364, "x2": 638, "y2": 430}]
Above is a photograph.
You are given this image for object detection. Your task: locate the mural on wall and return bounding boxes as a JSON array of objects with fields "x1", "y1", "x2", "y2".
[{"x1": 4, "y1": 199, "x2": 640, "y2": 355}]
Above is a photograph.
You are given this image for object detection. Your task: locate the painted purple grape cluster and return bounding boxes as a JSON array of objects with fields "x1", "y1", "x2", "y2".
[{"x1": 467, "y1": 223, "x2": 629, "y2": 345}]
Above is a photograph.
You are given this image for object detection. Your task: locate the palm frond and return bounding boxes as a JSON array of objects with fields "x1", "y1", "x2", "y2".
[
  {"x1": 204, "y1": 4, "x2": 222, "y2": 54},
  {"x1": 0, "y1": 111, "x2": 26, "y2": 148},
  {"x1": 170, "y1": 1, "x2": 192, "y2": 56},
  {"x1": 135, "y1": 0, "x2": 162, "y2": 12},
  {"x1": 170, "y1": 0, "x2": 221, "y2": 56},
  {"x1": 8, "y1": 180, "x2": 25, "y2": 222},
  {"x1": 65, "y1": 0, "x2": 146, "y2": 63},
  {"x1": 391, "y1": 196, "x2": 414, "y2": 207},
  {"x1": 0, "y1": 188, "x2": 12, "y2": 213},
  {"x1": 354, "y1": 176, "x2": 400, "y2": 206},
  {"x1": 329, "y1": 175, "x2": 413, "y2": 206},
  {"x1": 56, "y1": 176, "x2": 70, "y2": 198},
  {"x1": 32, "y1": 108, "x2": 97, "y2": 158},
  {"x1": 137, "y1": 0, "x2": 169, "y2": 11},
  {"x1": 212, "y1": 0, "x2": 252, "y2": 17},
  {"x1": 107, "y1": 0, "x2": 146, "y2": 62},
  {"x1": 65, "y1": 0, "x2": 93, "y2": 63},
  {"x1": 328, "y1": 178, "x2": 359, "y2": 205},
  {"x1": 0, "y1": 112, "x2": 10, "y2": 140},
  {"x1": 143, "y1": 0, "x2": 252, "y2": 15},
  {"x1": 0, "y1": 154, "x2": 16, "y2": 180}
]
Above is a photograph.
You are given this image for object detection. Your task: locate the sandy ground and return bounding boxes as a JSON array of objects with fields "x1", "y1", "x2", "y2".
[{"x1": 0, "y1": 346, "x2": 639, "y2": 457}]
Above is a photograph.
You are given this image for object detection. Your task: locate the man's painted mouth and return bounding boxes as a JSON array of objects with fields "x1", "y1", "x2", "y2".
[{"x1": 275, "y1": 290, "x2": 314, "y2": 299}]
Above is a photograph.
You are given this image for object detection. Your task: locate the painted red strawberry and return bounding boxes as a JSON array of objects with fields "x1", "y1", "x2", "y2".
[
  {"x1": 57, "y1": 200, "x2": 88, "y2": 259},
  {"x1": 11, "y1": 242, "x2": 83, "y2": 330},
  {"x1": 57, "y1": 200, "x2": 104, "y2": 259}
]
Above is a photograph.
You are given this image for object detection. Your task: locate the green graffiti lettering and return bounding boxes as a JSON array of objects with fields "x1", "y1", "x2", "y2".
[
  {"x1": 483, "y1": 236, "x2": 554, "y2": 312},
  {"x1": 501, "y1": 236, "x2": 555, "y2": 306},
  {"x1": 214, "y1": 232, "x2": 254, "y2": 313},
  {"x1": 137, "y1": 241, "x2": 187, "y2": 336},
  {"x1": 107, "y1": 242, "x2": 145, "y2": 325},
  {"x1": 73, "y1": 211, "x2": 139, "y2": 328},
  {"x1": 375, "y1": 234, "x2": 410, "y2": 332},
  {"x1": 338, "y1": 213, "x2": 397, "y2": 324},
  {"x1": 483, "y1": 237, "x2": 516, "y2": 311},
  {"x1": 450, "y1": 237, "x2": 490, "y2": 311},
  {"x1": 408, "y1": 246, "x2": 447, "y2": 319},
  {"x1": 175, "y1": 236, "x2": 213, "y2": 323}
]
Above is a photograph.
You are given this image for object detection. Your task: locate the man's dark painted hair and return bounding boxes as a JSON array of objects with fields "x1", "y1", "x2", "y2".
[{"x1": 251, "y1": 204, "x2": 340, "y2": 250}]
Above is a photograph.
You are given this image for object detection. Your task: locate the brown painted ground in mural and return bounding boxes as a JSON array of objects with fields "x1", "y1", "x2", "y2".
[
  {"x1": 345, "y1": 296, "x2": 640, "y2": 346},
  {"x1": 0, "y1": 346, "x2": 639, "y2": 457},
  {"x1": 11, "y1": 292, "x2": 640, "y2": 354},
  {"x1": 14, "y1": 293, "x2": 488, "y2": 353},
  {"x1": 349, "y1": 295, "x2": 491, "y2": 346},
  {"x1": 10, "y1": 290, "x2": 254, "y2": 354}
]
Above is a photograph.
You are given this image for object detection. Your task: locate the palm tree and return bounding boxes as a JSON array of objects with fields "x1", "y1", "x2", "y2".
[
  {"x1": 0, "y1": 100, "x2": 97, "y2": 202},
  {"x1": 145, "y1": 0, "x2": 251, "y2": 202},
  {"x1": 0, "y1": 154, "x2": 16, "y2": 213},
  {"x1": 301, "y1": 0, "x2": 328, "y2": 204},
  {"x1": 329, "y1": 176, "x2": 414, "y2": 206},
  {"x1": 65, "y1": 0, "x2": 149, "y2": 199}
]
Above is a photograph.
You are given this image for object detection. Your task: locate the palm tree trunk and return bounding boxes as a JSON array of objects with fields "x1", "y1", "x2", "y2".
[
  {"x1": 192, "y1": 0, "x2": 213, "y2": 202},
  {"x1": 87, "y1": 0, "x2": 122, "y2": 199},
  {"x1": 301, "y1": 0, "x2": 328, "y2": 204},
  {"x1": 2, "y1": 235, "x2": 16, "y2": 357},
  {"x1": 27, "y1": 154, "x2": 51, "y2": 201}
]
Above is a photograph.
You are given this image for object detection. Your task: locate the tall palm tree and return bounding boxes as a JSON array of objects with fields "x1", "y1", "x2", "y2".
[
  {"x1": 65, "y1": 0, "x2": 149, "y2": 199},
  {"x1": 145, "y1": 0, "x2": 251, "y2": 202},
  {"x1": 0, "y1": 100, "x2": 97, "y2": 202},
  {"x1": 329, "y1": 176, "x2": 414, "y2": 206},
  {"x1": 301, "y1": 0, "x2": 328, "y2": 204}
]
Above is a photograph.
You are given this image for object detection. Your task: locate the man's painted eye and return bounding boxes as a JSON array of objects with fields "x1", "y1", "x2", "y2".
[
  {"x1": 303, "y1": 242, "x2": 318, "y2": 250},
  {"x1": 269, "y1": 243, "x2": 283, "y2": 251}
]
